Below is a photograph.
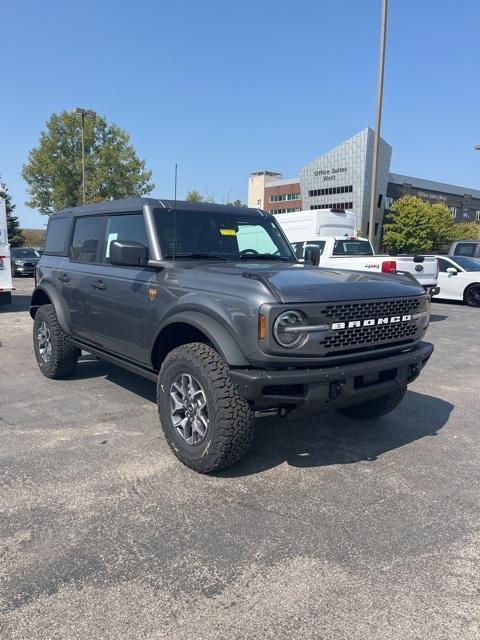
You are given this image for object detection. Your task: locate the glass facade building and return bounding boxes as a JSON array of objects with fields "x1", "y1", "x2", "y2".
[{"x1": 248, "y1": 128, "x2": 480, "y2": 240}]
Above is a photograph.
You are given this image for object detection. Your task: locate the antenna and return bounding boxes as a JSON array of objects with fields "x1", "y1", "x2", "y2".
[{"x1": 172, "y1": 163, "x2": 177, "y2": 261}]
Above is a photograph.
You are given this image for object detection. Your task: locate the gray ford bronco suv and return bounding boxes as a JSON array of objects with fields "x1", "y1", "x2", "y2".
[{"x1": 31, "y1": 198, "x2": 433, "y2": 473}]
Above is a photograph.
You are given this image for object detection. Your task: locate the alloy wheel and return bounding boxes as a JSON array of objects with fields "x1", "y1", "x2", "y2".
[
  {"x1": 37, "y1": 320, "x2": 52, "y2": 363},
  {"x1": 170, "y1": 373, "x2": 209, "y2": 445},
  {"x1": 465, "y1": 285, "x2": 480, "y2": 307}
]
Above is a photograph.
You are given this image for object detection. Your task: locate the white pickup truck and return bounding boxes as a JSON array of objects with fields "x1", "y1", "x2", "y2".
[{"x1": 275, "y1": 209, "x2": 439, "y2": 294}]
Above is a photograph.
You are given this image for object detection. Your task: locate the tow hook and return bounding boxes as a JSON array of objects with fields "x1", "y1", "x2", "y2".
[{"x1": 407, "y1": 363, "x2": 420, "y2": 382}]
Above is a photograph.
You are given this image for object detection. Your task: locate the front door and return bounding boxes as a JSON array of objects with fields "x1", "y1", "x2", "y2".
[
  {"x1": 86, "y1": 212, "x2": 153, "y2": 364},
  {"x1": 437, "y1": 257, "x2": 463, "y2": 299}
]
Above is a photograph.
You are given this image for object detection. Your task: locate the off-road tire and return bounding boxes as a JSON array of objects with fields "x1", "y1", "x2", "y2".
[
  {"x1": 157, "y1": 343, "x2": 255, "y2": 473},
  {"x1": 464, "y1": 284, "x2": 480, "y2": 307},
  {"x1": 33, "y1": 304, "x2": 80, "y2": 379},
  {"x1": 338, "y1": 386, "x2": 407, "y2": 420}
]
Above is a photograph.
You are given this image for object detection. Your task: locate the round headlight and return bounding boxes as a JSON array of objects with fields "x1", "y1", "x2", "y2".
[{"x1": 273, "y1": 310, "x2": 308, "y2": 348}]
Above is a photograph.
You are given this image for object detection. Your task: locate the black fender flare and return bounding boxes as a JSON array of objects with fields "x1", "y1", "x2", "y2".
[
  {"x1": 30, "y1": 283, "x2": 70, "y2": 334},
  {"x1": 155, "y1": 311, "x2": 250, "y2": 367}
]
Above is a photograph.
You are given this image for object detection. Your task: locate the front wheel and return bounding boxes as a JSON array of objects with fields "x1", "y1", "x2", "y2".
[
  {"x1": 33, "y1": 304, "x2": 80, "y2": 378},
  {"x1": 464, "y1": 284, "x2": 480, "y2": 307},
  {"x1": 157, "y1": 343, "x2": 255, "y2": 473},
  {"x1": 337, "y1": 386, "x2": 407, "y2": 420}
]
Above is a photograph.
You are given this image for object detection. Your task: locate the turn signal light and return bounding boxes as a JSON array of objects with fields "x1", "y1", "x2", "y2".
[
  {"x1": 258, "y1": 314, "x2": 266, "y2": 340},
  {"x1": 381, "y1": 260, "x2": 397, "y2": 273}
]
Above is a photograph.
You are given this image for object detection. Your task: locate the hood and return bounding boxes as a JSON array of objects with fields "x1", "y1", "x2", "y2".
[{"x1": 190, "y1": 262, "x2": 425, "y2": 303}]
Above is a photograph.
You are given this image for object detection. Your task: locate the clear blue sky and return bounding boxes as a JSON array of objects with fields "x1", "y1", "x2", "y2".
[{"x1": 2, "y1": 0, "x2": 479, "y2": 228}]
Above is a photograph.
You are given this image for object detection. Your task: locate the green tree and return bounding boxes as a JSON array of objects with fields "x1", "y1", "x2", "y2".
[
  {"x1": 383, "y1": 195, "x2": 455, "y2": 253},
  {"x1": 451, "y1": 221, "x2": 480, "y2": 241},
  {"x1": 231, "y1": 199, "x2": 246, "y2": 207},
  {"x1": 0, "y1": 176, "x2": 25, "y2": 247},
  {"x1": 185, "y1": 190, "x2": 204, "y2": 202},
  {"x1": 22, "y1": 110, "x2": 154, "y2": 214},
  {"x1": 22, "y1": 228, "x2": 45, "y2": 248}
]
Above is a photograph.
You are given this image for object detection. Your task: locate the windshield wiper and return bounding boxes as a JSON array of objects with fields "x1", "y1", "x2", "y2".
[
  {"x1": 239, "y1": 254, "x2": 294, "y2": 261},
  {"x1": 164, "y1": 253, "x2": 230, "y2": 261}
]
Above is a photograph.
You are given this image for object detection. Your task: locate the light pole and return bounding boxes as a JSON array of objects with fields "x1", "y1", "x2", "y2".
[
  {"x1": 368, "y1": 0, "x2": 388, "y2": 247},
  {"x1": 73, "y1": 108, "x2": 96, "y2": 204},
  {"x1": 474, "y1": 145, "x2": 480, "y2": 150}
]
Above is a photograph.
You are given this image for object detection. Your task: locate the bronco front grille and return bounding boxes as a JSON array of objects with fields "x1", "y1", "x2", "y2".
[
  {"x1": 319, "y1": 297, "x2": 423, "y2": 354},
  {"x1": 322, "y1": 297, "x2": 420, "y2": 321}
]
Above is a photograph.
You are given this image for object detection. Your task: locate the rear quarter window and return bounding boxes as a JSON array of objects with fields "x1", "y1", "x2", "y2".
[{"x1": 44, "y1": 217, "x2": 71, "y2": 255}]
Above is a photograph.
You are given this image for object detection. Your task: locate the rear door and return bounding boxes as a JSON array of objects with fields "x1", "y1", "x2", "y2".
[
  {"x1": 60, "y1": 215, "x2": 107, "y2": 344},
  {"x1": 86, "y1": 212, "x2": 153, "y2": 364}
]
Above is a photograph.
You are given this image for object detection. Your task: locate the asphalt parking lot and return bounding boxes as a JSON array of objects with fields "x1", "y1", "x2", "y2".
[{"x1": 1, "y1": 278, "x2": 479, "y2": 639}]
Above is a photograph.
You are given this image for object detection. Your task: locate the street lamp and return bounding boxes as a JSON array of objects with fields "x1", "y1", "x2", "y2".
[
  {"x1": 474, "y1": 145, "x2": 480, "y2": 150},
  {"x1": 368, "y1": 0, "x2": 388, "y2": 247},
  {"x1": 73, "y1": 107, "x2": 96, "y2": 204}
]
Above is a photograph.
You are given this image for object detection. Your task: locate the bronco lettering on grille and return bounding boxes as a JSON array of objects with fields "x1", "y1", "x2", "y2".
[{"x1": 331, "y1": 314, "x2": 412, "y2": 330}]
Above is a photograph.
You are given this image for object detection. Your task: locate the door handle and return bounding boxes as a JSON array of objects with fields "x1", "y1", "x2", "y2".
[
  {"x1": 58, "y1": 273, "x2": 70, "y2": 283},
  {"x1": 91, "y1": 279, "x2": 106, "y2": 290}
]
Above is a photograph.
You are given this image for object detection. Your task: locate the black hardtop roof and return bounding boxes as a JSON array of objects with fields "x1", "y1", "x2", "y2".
[{"x1": 50, "y1": 197, "x2": 267, "y2": 218}]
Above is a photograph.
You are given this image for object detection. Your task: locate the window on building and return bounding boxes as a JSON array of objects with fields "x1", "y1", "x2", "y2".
[
  {"x1": 310, "y1": 202, "x2": 353, "y2": 211},
  {"x1": 308, "y1": 185, "x2": 353, "y2": 198},
  {"x1": 476, "y1": 210, "x2": 480, "y2": 221},
  {"x1": 385, "y1": 197, "x2": 394, "y2": 210},
  {"x1": 377, "y1": 194, "x2": 383, "y2": 208},
  {"x1": 449, "y1": 206, "x2": 457, "y2": 218}
]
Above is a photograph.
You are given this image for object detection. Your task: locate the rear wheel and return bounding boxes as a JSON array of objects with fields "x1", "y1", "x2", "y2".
[
  {"x1": 33, "y1": 304, "x2": 80, "y2": 379},
  {"x1": 464, "y1": 284, "x2": 480, "y2": 307},
  {"x1": 157, "y1": 343, "x2": 255, "y2": 473},
  {"x1": 337, "y1": 386, "x2": 407, "y2": 420}
]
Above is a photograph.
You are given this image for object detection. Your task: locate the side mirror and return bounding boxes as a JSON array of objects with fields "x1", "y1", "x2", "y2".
[
  {"x1": 446, "y1": 267, "x2": 458, "y2": 275},
  {"x1": 305, "y1": 248, "x2": 320, "y2": 266},
  {"x1": 110, "y1": 240, "x2": 148, "y2": 267}
]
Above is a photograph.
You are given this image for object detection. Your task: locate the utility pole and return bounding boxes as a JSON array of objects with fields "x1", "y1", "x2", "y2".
[
  {"x1": 368, "y1": 0, "x2": 388, "y2": 246},
  {"x1": 73, "y1": 108, "x2": 97, "y2": 204}
]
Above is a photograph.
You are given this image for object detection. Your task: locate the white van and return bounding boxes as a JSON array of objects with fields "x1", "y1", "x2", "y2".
[
  {"x1": 0, "y1": 197, "x2": 13, "y2": 305},
  {"x1": 274, "y1": 208, "x2": 356, "y2": 243}
]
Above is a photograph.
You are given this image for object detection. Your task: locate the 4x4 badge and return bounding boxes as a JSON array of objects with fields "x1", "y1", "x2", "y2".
[{"x1": 148, "y1": 287, "x2": 158, "y2": 301}]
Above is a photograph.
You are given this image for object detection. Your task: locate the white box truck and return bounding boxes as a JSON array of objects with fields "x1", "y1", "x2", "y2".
[
  {"x1": 0, "y1": 197, "x2": 14, "y2": 305},
  {"x1": 275, "y1": 208, "x2": 357, "y2": 242}
]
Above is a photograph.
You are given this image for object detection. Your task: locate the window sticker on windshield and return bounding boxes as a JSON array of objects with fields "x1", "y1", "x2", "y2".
[{"x1": 220, "y1": 229, "x2": 237, "y2": 236}]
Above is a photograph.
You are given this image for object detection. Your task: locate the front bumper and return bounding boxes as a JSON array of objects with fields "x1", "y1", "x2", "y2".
[{"x1": 230, "y1": 341, "x2": 434, "y2": 413}]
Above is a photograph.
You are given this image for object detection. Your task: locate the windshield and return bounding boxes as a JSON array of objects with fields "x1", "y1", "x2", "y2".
[
  {"x1": 333, "y1": 239, "x2": 373, "y2": 256},
  {"x1": 154, "y1": 209, "x2": 295, "y2": 261},
  {"x1": 452, "y1": 256, "x2": 480, "y2": 271},
  {"x1": 11, "y1": 248, "x2": 39, "y2": 258}
]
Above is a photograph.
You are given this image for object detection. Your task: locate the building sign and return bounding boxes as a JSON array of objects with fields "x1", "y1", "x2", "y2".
[
  {"x1": 314, "y1": 167, "x2": 348, "y2": 181},
  {"x1": 417, "y1": 190, "x2": 447, "y2": 203}
]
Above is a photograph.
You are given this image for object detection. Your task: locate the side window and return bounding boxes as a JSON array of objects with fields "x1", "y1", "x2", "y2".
[
  {"x1": 70, "y1": 217, "x2": 103, "y2": 263},
  {"x1": 437, "y1": 258, "x2": 452, "y2": 273},
  {"x1": 454, "y1": 243, "x2": 474, "y2": 257},
  {"x1": 44, "y1": 217, "x2": 70, "y2": 255},
  {"x1": 291, "y1": 242, "x2": 304, "y2": 259},
  {"x1": 103, "y1": 213, "x2": 148, "y2": 262}
]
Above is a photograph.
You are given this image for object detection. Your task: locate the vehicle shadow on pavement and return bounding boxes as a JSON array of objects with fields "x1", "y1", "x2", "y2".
[
  {"x1": 69, "y1": 360, "x2": 453, "y2": 478},
  {"x1": 429, "y1": 313, "x2": 449, "y2": 323},
  {"x1": 72, "y1": 356, "x2": 157, "y2": 402},
  {"x1": 219, "y1": 390, "x2": 453, "y2": 477}
]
